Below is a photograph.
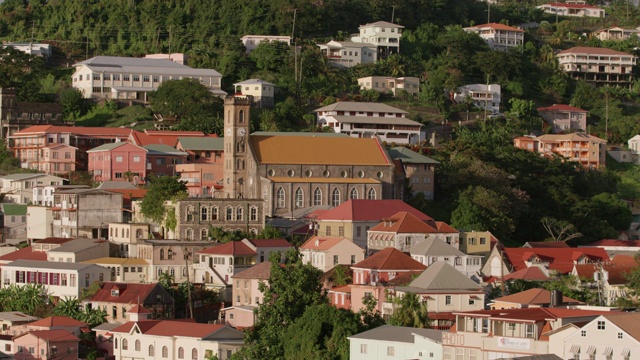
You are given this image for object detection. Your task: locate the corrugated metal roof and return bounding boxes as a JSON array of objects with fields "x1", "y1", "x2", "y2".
[
  {"x1": 387, "y1": 147, "x2": 440, "y2": 165},
  {"x1": 2, "y1": 204, "x2": 27, "y2": 216},
  {"x1": 315, "y1": 101, "x2": 408, "y2": 114},
  {"x1": 143, "y1": 144, "x2": 187, "y2": 155},
  {"x1": 74, "y1": 56, "x2": 222, "y2": 77},
  {"x1": 348, "y1": 325, "x2": 441, "y2": 343},
  {"x1": 177, "y1": 137, "x2": 224, "y2": 151},
  {"x1": 410, "y1": 238, "x2": 468, "y2": 257},
  {"x1": 409, "y1": 262, "x2": 482, "y2": 291},
  {"x1": 331, "y1": 115, "x2": 421, "y2": 126}
]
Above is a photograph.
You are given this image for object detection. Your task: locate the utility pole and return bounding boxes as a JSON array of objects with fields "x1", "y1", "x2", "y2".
[
  {"x1": 184, "y1": 246, "x2": 194, "y2": 319},
  {"x1": 29, "y1": 21, "x2": 36, "y2": 56},
  {"x1": 391, "y1": 5, "x2": 396, "y2": 23},
  {"x1": 292, "y1": 9, "x2": 297, "y2": 83},
  {"x1": 485, "y1": 74, "x2": 490, "y2": 121},
  {"x1": 168, "y1": 25, "x2": 172, "y2": 55},
  {"x1": 86, "y1": 36, "x2": 89, "y2": 60},
  {"x1": 487, "y1": 2, "x2": 491, "y2": 23}
]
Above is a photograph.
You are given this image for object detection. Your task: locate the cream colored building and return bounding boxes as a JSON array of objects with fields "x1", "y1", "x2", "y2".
[
  {"x1": 233, "y1": 79, "x2": 275, "y2": 108},
  {"x1": 453, "y1": 84, "x2": 501, "y2": 115},
  {"x1": 537, "y1": 3, "x2": 605, "y2": 17},
  {"x1": 514, "y1": 133, "x2": 607, "y2": 169},
  {"x1": 83, "y1": 257, "x2": 150, "y2": 283},
  {"x1": 299, "y1": 236, "x2": 365, "y2": 272},
  {"x1": 463, "y1": 23, "x2": 524, "y2": 51},
  {"x1": 459, "y1": 231, "x2": 494, "y2": 257},
  {"x1": 357, "y1": 76, "x2": 420, "y2": 96},
  {"x1": 594, "y1": 26, "x2": 640, "y2": 41},
  {"x1": 108, "y1": 223, "x2": 150, "y2": 258},
  {"x1": 223, "y1": 262, "x2": 272, "y2": 329},
  {"x1": 557, "y1": 47, "x2": 636, "y2": 87},
  {"x1": 240, "y1": 35, "x2": 291, "y2": 53}
]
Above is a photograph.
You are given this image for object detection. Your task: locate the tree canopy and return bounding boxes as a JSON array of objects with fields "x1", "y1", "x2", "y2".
[{"x1": 139, "y1": 175, "x2": 188, "y2": 224}]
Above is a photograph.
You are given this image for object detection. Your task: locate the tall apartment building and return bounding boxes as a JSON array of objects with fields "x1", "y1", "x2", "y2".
[
  {"x1": 463, "y1": 23, "x2": 524, "y2": 51},
  {"x1": 557, "y1": 47, "x2": 637, "y2": 88},
  {"x1": 514, "y1": 133, "x2": 606, "y2": 169}
]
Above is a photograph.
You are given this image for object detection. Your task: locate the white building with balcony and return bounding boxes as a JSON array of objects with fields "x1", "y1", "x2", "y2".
[
  {"x1": 557, "y1": 47, "x2": 637, "y2": 88},
  {"x1": 351, "y1": 21, "x2": 404, "y2": 59},
  {"x1": 317, "y1": 41, "x2": 378, "y2": 68},
  {"x1": 240, "y1": 35, "x2": 291, "y2": 53},
  {"x1": 71, "y1": 56, "x2": 224, "y2": 102},
  {"x1": 193, "y1": 242, "x2": 257, "y2": 292},
  {"x1": 463, "y1": 23, "x2": 524, "y2": 51},
  {"x1": 2, "y1": 260, "x2": 110, "y2": 301},
  {"x1": 357, "y1": 76, "x2": 420, "y2": 96},
  {"x1": 537, "y1": 2, "x2": 605, "y2": 18},
  {"x1": 453, "y1": 84, "x2": 501, "y2": 115},
  {"x1": 594, "y1": 26, "x2": 640, "y2": 41},
  {"x1": 233, "y1": 79, "x2": 275, "y2": 108},
  {"x1": 314, "y1": 102, "x2": 423, "y2": 144},
  {"x1": 537, "y1": 104, "x2": 587, "y2": 133}
]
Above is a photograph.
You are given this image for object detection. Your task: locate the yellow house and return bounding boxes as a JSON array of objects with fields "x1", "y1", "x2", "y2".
[{"x1": 459, "y1": 230, "x2": 495, "y2": 258}]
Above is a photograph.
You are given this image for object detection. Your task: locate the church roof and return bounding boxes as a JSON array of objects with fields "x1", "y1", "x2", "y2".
[{"x1": 249, "y1": 135, "x2": 391, "y2": 166}]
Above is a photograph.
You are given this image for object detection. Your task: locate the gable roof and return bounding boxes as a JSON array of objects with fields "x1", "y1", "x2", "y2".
[
  {"x1": 74, "y1": 56, "x2": 222, "y2": 77},
  {"x1": 409, "y1": 262, "x2": 481, "y2": 291},
  {"x1": 28, "y1": 316, "x2": 87, "y2": 328},
  {"x1": 410, "y1": 238, "x2": 467, "y2": 257},
  {"x1": 11, "y1": 125, "x2": 132, "y2": 138},
  {"x1": 111, "y1": 320, "x2": 239, "y2": 338},
  {"x1": 359, "y1": 21, "x2": 404, "y2": 29},
  {"x1": 249, "y1": 135, "x2": 391, "y2": 166},
  {"x1": 602, "y1": 313, "x2": 640, "y2": 342},
  {"x1": 300, "y1": 236, "x2": 356, "y2": 251},
  {"x1": 502, "y1": 247, "x2": 610, "y2": 274},
  {"x1": 537, "y1": 104, "x2": 587, "y2": 113},
  {"x1": 87, "y1": 142, "x2": 144, "y2": 153},
  {"x1": 352, "y1": 248, "x2": 426, "y2": 271},
  {"x1": 315, "y1": 200, "x2": 432, "y2": 222},
  {"x1": 573, "y1": 263, "x2": 632, "y2": 285},
  {"x1": 18, "y1": 329, "x2": 79, "y2": 342},
  {"x1": 387, "y1": 147, "x2": 440, "y2": 165},
  {"x1": 90, "y1": 282, "x2": 170, "y2": 304},
  {"x1": 129, "y1": 130, "x2": 211, "y2": 147},
  {"x1": 198, "y1": 241, "x2": 256, "y2": 256},
  {"x1": 370, "y1": 211, "x2": 438, "y2": 234},
  {"x1": 2, "y1": 204, "x2": 27, "y2": 216},
  {"x1": 177, "y1": 137, "x2": 224, "y2": 151},
  {"x1": 557, "y1": 46, "x2": 631, "y2": 56},
  {"x1": 503, "y1": 267, "x2": 550, "y2": 281},
  {"x1": 493, "y1": 288, "x2": 582, "y2": 306},
  {"x1": 523, "y1": 241, "x2": 571, "y2": 249},
  {"x1": 348, "y1": 324, "x2": 442, "y2": 343},
  {"x1": 465, "y1": 22, "x2": 524, "y2": 32},
  {"x1": 314, "y1": 101, "x2": 407, "y2": 114},
  {"x1": 232, "y1": 262, "x2": 272, "y2": 280},
  {"x1": 0, "y1": 246, "x2": 47, "y2": 262},
  {"x1": 234, "y1": 78, "x2": 275, "y2": 86}
]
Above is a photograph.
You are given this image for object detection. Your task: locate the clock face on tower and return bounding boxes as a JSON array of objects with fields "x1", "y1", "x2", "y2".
[
  {"x1": 237, "y1": 128, "x2": 246, "y2": 137},
  {"x1": 226, "y1": 128, "x2": 232, "y2": 136}
]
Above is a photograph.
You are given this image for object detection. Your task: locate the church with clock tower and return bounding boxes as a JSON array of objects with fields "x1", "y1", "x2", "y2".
[{"x1": 222, "y1": 94, "x2": 402, "y2": 218}]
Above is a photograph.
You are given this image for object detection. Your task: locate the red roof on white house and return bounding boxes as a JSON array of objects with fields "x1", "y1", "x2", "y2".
[
  {"x1": 199, "y1": 241, "x2": 256, "y2": 256},
  {"x1": 315, "y1": 200, "x2": 433, "y2": 222},
  {"x1": 544, "y1": 2, "x2": 602, "y2": 9},
  {"x1": 537, "y1": 104, "x2": 587, "y2": 113},
  {"x1": 12, "y1": 125, "x2": 133, "y2": 138},
  {"x1": 465, "y1": 22, "x2": 524, "y2": 32},
  {"x1": 502, "y1": 247, "x2": 609, "y2": 274},
  {"x1": 352, "y1": 247, "x2": 426, "y2": 271},
  {"x1": 557, "y1": 46, "x2": 632, "y2": 56}
]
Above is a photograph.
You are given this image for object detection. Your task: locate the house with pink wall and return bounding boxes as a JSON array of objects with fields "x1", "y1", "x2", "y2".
[
  {"x1": 36, "y1": 144, "x2": 77, "y2": 175},
  {"x1": 175, "y1": 137, "x2": 224, "y2": 197},
  {"x1": 87, "y1": 142, "x2": 147, "y2": 184},
  {"x1": 143, "y1": 144, "x2": 187, "y2": 177},
  {"x1": 222, "y1": 261, "x2": 272, "y2": 329},
  {"x1": 13, "y1": 329, "x2": 79, "y2": 360},
  {"x1": 300, "y1": 236, "x2": 365, "y2": 273}
]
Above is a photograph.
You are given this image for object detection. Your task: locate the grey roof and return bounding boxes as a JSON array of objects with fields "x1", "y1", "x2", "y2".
[
  {"x1": 143, "y1": 144, "x2": 187, "y2": 156},
  {"x1": 5, "y1": 259, "x2": 105, "y2": 271},
  {"x1": 410, "y1": 238, "x2": 467, "y2": 257},
  {"x1": 331, "y1": 115, "x2": 421, "y2": 127},
  {"x1": 348, "y1": 325, "x2": 442, "y2": 343},
  {"x1": 74, "y1": 56, "x2": 222, "y2": 77},
  {"x1": 234, "y1": 79, "x2": 275, "y2": 86},
  {"x1": 359, "y1": 21, "x2": 405, "y2": 29},
  {"x1": 177, "y1": 137, "x2": 224, "y2": 151},
  {"x1": 251, "y1": 131, "x2": 349, "y2": 138},
  {"x1": 388, "y1": 147, "x2": 440, "y2": 165},
  {"x1": 314, "y1": 102, "x2": 408, "y2": 114},
  {"x1": 321, "y1": 41, "x2": 378, "y2": 49},
  {"x1": 47, "y1": 238, "x2": 106, "y2": 253},
  {"x1": 409, "y1": 262, "x2": 482, "y2": 291},
  {"x1": 0, "y1": 311, "x2": 38, "y2": 323},
  {"x1": 0, "y1": 173, "x2": 44, "y2": 181},
  {"x1": 92, "y1": 322, "x2": 123, "y2": 331},
  {"x1": 495, "y1": 356, "x2": 561, "y2": 360},
  {"x1": 97, "y1": 181, "x2": 137, "y2": 190},
  {"x1": 87, "y1": 142, "x2": 135, "y2": 152}
]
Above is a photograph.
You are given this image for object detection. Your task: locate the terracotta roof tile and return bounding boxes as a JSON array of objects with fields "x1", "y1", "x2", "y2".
[
  {"x1": 493, "y1": 288, "x2": 582, "y2": 306},
  {"x1": 28, "y1": 316, "x2": 87, "y2": 328},
  {"x1": 129, "y1": 304, "x2": 151, "y2": 314},
  {"x1": 111, "y1": 320, "x2": 230, "y2": 338},
  {"x1": 0, "y1": 246, "x2": 47, "y2": 262},
  {"x1": 232, "y1": 262, "x2": 273, "y2": 280},
  {"x1": 300, "y1": 236, "x2": 349, "y2": 251},
  {"x1": 316, "y1": 200, "x2": 432, "y2": 222},
  {"x1": 369, "y1": 212, "x2": 437, "y2": 233},
  {"x1": 352, "y1": 248, "x2": 426, "y2": 271},
  {"x1": 503, "y1": 247, "x2": 609, "y2": 274},
  {"x1": 198, "y1": 241, "x2": 256, "y2": 256},
  {"x1": 89, "y1": 282, "x2": 168, "y2": 304},
  {"x1": 537, "y1": 104, "x2": 587, "y2": 113},
  {"x1": 557, "y1": 46, "x2": 632, "y2": 56},
  {"x1": 503, "y1": 267, "x2": 550, "y2": 281},
  {"x1": 20, "y1": 329, "x2": 79, "y2": 342},
  {"x1": 465, "y1": 22, "x2": 524, "y2": 32}
]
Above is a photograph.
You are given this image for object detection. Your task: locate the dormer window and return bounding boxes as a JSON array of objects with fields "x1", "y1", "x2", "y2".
[{"x1": 111, "y1": 289, "x2": 119, "y2": 297}]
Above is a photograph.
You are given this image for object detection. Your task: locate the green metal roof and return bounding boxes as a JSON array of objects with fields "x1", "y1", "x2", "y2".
[
  {"x1": 176, "y1": 137, "x2": 224, "y2": 151},
  {"x1": 2, "y1": 204, "x2": 27, "y2": 216},
  {"x1": 251, "y1": 131, "x2": 349, "y2": 137},
  {"x1": 86, "y1": 142, "x2": 130, "y2": 152},
  {"x1": 387, "y1": 147, "x2": 440, "y2": 165},
  {"x1": 143, "y1": 144, "x2": 188, "y2": 156}
]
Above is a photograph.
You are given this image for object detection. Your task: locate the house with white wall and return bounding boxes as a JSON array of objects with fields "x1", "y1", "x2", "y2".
[
  {"x1": 349, "y1": 325, "x2": 443, "y2": 360},
  {"x1": 410, "y1": 238, "x2": 483, "y2": 281},
  {"x1": 463, "y1": 23, "x2": 524, "y2": 51},
  {"x1": 453, "y1": 84, "x2": 501, "y2": 115},
  {"x1": 300, "y1": 236, "x2": 365, "y2": 273},
  {"x1": 193, "y1": 242, "x2": 257, "y2": 291},
  {"x1": 357, "y1": 76, "x2": 420, "y2": 96},
  {"x1": 233, "y1": 79, "x2": 275, "y2": 108},
  {"x1": 240, "y1": 35, "x2": 291, "y2": 53},
  {"x1": 537, "y1": 2, "x2": 605, "y2": 17},
  {"x1": 0, "y1": 173, "x2": 65, "y2": 204}
]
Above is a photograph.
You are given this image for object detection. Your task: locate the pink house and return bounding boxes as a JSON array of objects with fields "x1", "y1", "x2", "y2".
[
  {"x1": 222, "y1": 261, "x2": 272, "y2": 329},
  {"x1": 36, "y1": 144, "x2": 77, "y2": 175},
  {"x1": 13, "y1": 329, "x2": 79, "y2": 360},
  {"x1": 328, "y1": 285, "x2": 352, "y2": 310},
  {"x1": 11, "y1": 316, "x2": 88, "y2": 337},
  {"x1": 538, "y1": 104, "x2": 587, "y2": 133},
  {"x1": 175, "y1": 137, "x2": 224, "y2": 197},
  {"x1": 87, "y1": 142, "x2": 147, "y2": 184}
]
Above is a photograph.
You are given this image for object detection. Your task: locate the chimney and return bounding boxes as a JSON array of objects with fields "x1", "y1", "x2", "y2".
[{"x1": 550, "y1": 289, "x2": 563, "y2": 307}]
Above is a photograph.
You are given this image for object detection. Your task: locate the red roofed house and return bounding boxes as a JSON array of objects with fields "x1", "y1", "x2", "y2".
[
  {"x1": 300, "y1": 236, "x2": 365, "y2": 272},
  {"x1": 347, "y1": 248, "x2": 427, "y2": 314},
  {"x1": 128, "y1": 129, "x2": 213, "y2": 147},
  {"x1": 87, "y1": 142, "x2": 148, "y2": 184},
  {"x1": 513, "y1": 133, "x2": 607, "y2": 169},
  {"x1": 443, "y1": 307, "x2": 614, "y2": 359},
  {"x1": 556, "y1": 47, "x2": 636, "y2": 88},
  {"x1": 13, "y1": 329, "x2": 80, "y2": 360},
  {"x1": 537, "y1": 104, "x2": 587, "y2": 133},
  {"x1": 87, "y1": 282, "x2": 175, "y2": 323},
  {"x1": 240, "y1": 238, "x2": 293, "y2": 263},
  {"x1": 463, "y1": 23, "x2": 524, "y2": 51},
  {"x1": 314, "y1": 199, "x2": 433, "y2": 248},
  {"x1": 572, "y1": 257, "x2": 634, "y2": 305},
  {"x1": 537, "y1": 2, "x2": 605, "y2": 18},
  {"x1": 222, "y1": 261, "x2": 272, "y2": 329},
  {"x1": 580, "y1": 238, "x2": 640, "y2": 251},
  {"x1": 193, "y1": 242, "x2": 257, "y2": 292},
  {"x1": 12, "y1": 316, "x2": 88, "y2": 337},
  {"x1": 8, "y1": 125, "x2": 133, "y2": 172},
  {"x1": 367, "y1": 211, "x2": 460, "y2": 253},
  {"x1": 482, "y1": 247, "x2": 610, "y2": 278},
  {"x1": 490, "y1": 288, "x2": 583, "y2": 310},
  {"x1": 110, "y1": 317, "x2": 245, "y2": 360}
]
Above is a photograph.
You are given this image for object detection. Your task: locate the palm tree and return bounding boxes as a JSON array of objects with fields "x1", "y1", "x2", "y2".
[
  {"x1": 389, "y1": 292, "x2": 431, "y2": 328},
  {"x1": 53, "y1": 297, "x2": 82, "y2": 318}
]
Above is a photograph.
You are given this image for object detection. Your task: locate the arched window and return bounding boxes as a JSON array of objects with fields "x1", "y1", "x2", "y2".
[
  {"x1": 350, "y1": 188, "x2": 358, "y2": 200},
  {"x1": 367, "y1": 188, "x2": 376, "y2": 200},
  {"x1": 162, "y1": 346, "x2": 168, "y2": 358},
  {"x1": 121, "y1": 228, "x2": 124, "y2": 237},
  {"x1": 178, "y1": 347, "x2": 184, "y2": 359},
  {"x1": 160, "y1": 249, "x2": 165, "y2": 260},
  {"x1": 226, "y1": 206, "x2": 234, "y2": 221},
  {"x1": 186, "y1": 206, "x2": 194, "y2": 221},
  {"x1": 239, "y1": 109, "x2": 245, "y2": 123},
  {"x1": 263, "y1": 186, "x2": 269, "y2": 200},
  {"x1": 201, "y1": 228, "x2": 208, "y2": 240},
  {"x1": 136, "y1": 229, "x2": 143, "y2": 239},
  {"x1": 331, "y1": 188, "x2": 341, "y2": 207},
  {"x1": 192, "y1": 348, "x2": 198, "y2": 360},
  {"x1": 237, "y1": 206, "x2": 244, "y2": 221},
  {"x1": 211, "y1": 206, "x2": 218, "y2": 220},
  {"x1": 201, "y1": 207, "x2": 208, "y2": 221},
  {"x1": 295, "y1": 187, "x2": 303, "y2": 208},
  {"x1": 122, "y1": 339, "x2": 128, "y2": 350},
  {"x1": 170, "y1": 268, "x2": 175, "y2": 277},
  {"x1": 149, "y1": 345, "x2": 154, "y2": 357},
  {"x1": 186, "y1": 229, "x2": 193, "y2": 240},
  {"x1": 135, "y1": 340, "x2": 140, "y2": 351},
  {"x1": 276, "y1": 187, "x2": 285, "y2": 208},
  {"x1": 313, "y1": 187, "x2": 322, "y2": 206},
  {"x1": 110, "y1": 227, "x2": 113, "y2": 237},
  {"x1": 250, "y1": 206, "x2": 258, "y2": 221}
]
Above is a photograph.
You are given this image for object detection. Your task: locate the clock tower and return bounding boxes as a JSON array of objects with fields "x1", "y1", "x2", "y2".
[{"x1": 223, "y1": 95, "x2": 251, "y2": 198}]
